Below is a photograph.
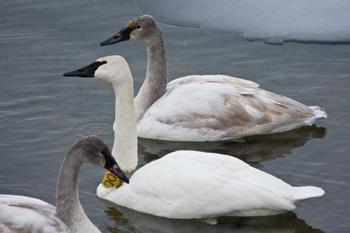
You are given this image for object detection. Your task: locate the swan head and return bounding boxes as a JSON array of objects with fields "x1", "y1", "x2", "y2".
[
  {"x1": 63, "y1": 55, "x2": 131, "y2": 86},
  {"x1": 100, "y1": 15, "x2": 158, "y2": 46},
  {"x1": 72, "y1": 136, "x2": 129, "y2": 183}
]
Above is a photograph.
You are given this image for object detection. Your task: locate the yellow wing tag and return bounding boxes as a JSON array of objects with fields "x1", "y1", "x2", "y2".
[{"x1": 101, "y1": 170, "x2": 123, "y2": 189}]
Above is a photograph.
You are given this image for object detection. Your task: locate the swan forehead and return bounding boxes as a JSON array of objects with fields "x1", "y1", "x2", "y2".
[
  {"x1": 132, "y1": 15, "x2": 156, "y2": 27},
  {"x1": 96, "y1": 55, "x2": 126, "y2": 64},
  {"x1": 127, "y1": 20, "x2": 140, "y2": 29}
]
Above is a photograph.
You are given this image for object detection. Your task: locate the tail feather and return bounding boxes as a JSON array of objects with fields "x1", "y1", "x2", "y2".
[
  {"x1": 294, "y1": 186, "x2": 325, "y2": 201},
  {"x1": 303, "y1": 106, "x2": 327, "y2": 125},
  {"x1": 309, "y1": 106, "x2": 327, "y2": 119}
]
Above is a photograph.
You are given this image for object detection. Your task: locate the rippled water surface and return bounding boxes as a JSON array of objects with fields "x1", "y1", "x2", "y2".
[{"x1": 1, "y1": 1, "x2": 349, "y2": 233}]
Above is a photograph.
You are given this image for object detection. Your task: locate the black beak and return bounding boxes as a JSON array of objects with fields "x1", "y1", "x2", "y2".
[
  {"x1": 63, "y1": 61, "x2": 107, "y2": 78},
  {"x1": 100, "y1": 27, "x2": 134, "y2": 46},
  {"x1": 104, "y1": 155, "x2": 129, "y2": 183}
]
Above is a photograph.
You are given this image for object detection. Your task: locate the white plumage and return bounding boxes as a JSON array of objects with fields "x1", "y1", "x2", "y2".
[
  {"x1": 72, "y1": 55, "x2": 324, "y2": 221},
  {"x1": 97, "y1": 150, "x2": 324, "y2": 219},
  {"x1": 0, "y1": 195, "x2": 69, "y2": 233}
]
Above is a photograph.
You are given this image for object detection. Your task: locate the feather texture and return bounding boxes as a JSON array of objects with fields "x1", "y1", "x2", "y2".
[
  {"x1": 98, "y1": 150, "x2": 325, "y2": 219},
  {"x1": 0, "y1": 195, "x2": 69, "y2": 233},
  {"x1": 137, "y1": 75, "x2": 327, "y2": 141}
]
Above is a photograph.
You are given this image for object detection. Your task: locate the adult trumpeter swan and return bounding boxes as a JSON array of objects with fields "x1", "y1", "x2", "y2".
[
  {"x1": 63, "y1": 55, "x2": 325, "y2": 221},
  {"x1": 0, "y1": 136, "x2": 129, "y2": 233},
  {"x1": 99, "y1": 15, "x2": 327, "y2": 142}
]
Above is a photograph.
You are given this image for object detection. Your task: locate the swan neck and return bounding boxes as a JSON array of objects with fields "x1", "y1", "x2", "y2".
[
  {"x1": 55, "y1": 150, "x2": 89, "y2": 229},
  {"x1": 111, "y1": 74, "x2": 138, "y2": 172},
  {"x1": 135, "y1": 29, "x2": 167, "y2": 120}
]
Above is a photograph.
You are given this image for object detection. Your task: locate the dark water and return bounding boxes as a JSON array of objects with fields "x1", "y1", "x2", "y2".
[{"x1": 0, "y1": 0, "x2": 349, "y2": 233}]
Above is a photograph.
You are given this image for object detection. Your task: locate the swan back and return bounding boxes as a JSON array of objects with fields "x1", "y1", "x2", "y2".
[
  {"x1": 0, "y1": 195, "x2": 68, "y2": 233},
  {"x1": 137, "y1": 75, "x2": 324, "y2": 141},
  {"x1": 100, "y1": 150, "x2": 325, "y2": 219}
]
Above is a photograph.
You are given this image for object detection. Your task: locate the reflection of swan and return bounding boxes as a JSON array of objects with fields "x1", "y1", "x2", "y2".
[
  {"x1": 139, "y1": 126, "x2": 327, "y2": 165},
  {"x1": 104, "y1": 204, "x2": 324, "y2": 233},
  {"x1": 100, "y1": 15, "x2": 327, "y2": 142},
  {"x1": 69, "y1": 122, "x2": 326, "y2": 165},
  {"x1": 64, "y1": 55, "x2": 324, "y2": 221},
  {"x1": 0, "y1": 137, "x2": 129, "y2": 233}
]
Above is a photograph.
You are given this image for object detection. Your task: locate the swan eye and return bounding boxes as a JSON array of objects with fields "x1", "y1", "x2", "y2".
[
  {"x1": 100, "y1": 149, "x2": 108, "y2": 158},
  {"x1": 136, "y1": 25, "x2": 141, "y2": 29}
]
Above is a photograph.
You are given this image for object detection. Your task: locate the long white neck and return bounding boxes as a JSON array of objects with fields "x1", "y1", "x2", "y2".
[
  {"x1": 134, "y1": 29, "x2": 167, "y2": 121},
  {"x1": 111, "y1": 71, "x2": 138, "y2": 172}
]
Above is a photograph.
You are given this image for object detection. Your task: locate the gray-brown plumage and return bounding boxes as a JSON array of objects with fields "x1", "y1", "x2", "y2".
[{"x1": 100, "y1": 15, "x2": 327, "y2": 142}]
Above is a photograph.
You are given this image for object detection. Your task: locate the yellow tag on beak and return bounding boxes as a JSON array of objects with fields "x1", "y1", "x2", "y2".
[{"x1": 101, "y1": 170, "x2": 123, "y2": 189}]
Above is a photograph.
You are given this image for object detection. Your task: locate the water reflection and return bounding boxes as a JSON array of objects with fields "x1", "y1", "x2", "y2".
[
  {"x1": 72, "y1": 122, "x2": 326, "y2": 165},
  {"x1": 139, "y1": 126, "x2": 326, "y2": 165},
  {"x1": 103, "y1": 203, "x2": 324, "y2": 233}
]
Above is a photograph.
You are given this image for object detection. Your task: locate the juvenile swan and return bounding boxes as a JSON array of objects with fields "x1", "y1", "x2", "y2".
[
  {"x1": 63, "y1": 55, "x2": 325, "y2": 221},
  {"x1": 0, "y1": 136, "x2": 129, "y2": 233},
  {"x1": 100, "y1": 15, "x2": 327, "y2": 142}
]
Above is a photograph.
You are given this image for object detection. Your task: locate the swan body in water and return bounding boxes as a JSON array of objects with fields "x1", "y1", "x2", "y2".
[
  {"x1": 0, "y1": 136, "x2": 129, "y2": 233},
  {"x1": 99, "y1": 15, "x2": 327, "y2": 142},
  {"x1": 64, "y1": 55, "x2": 325, "y2": 220}
]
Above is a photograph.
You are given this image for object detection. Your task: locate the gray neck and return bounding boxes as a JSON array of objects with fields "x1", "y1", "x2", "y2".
[
  {"x1": 56, "y1": 150, "x2": 97, "y2": 232},
  {"x1": 135, "y1": 29, "x2": 167, "y2": 121}
]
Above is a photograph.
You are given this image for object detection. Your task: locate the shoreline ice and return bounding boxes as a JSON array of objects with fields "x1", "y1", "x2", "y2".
[{"x1": 133, "y1": 0, "x2": 350, "y2": 44}]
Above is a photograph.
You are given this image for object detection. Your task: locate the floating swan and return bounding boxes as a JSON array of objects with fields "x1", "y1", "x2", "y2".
[
  {"x1": 63, "y1": 55, "x2": 325, "y2": 221},
  {"x1": 0, "y1": 136, "x2": 129, "y2": 233},
  {"x1": 99, "y1": 15, "x2": 327, "y2": 142}
]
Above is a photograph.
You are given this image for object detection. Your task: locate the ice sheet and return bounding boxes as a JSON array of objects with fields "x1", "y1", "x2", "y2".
[{"x1": 133, "y1": 0, "x2": 350, "y2": 43}]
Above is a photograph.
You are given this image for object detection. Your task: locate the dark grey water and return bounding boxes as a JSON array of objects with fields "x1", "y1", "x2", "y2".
[{"x1": 0, "y1": 0, "x2": 349, "y2": 233}]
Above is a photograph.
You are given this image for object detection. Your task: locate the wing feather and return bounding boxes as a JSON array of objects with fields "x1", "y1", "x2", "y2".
[
  {"x1": 124, "y1": 151, "x2": 296, "y2": 218},
  {"x1": 138, "y1": 75, "x2": 316, "y2": 141},
  {"x1": 0, "y1": 195, "x2": 68, "y2": 233}
]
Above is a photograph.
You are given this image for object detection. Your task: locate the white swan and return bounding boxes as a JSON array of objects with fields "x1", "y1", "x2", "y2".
[
  {"x1": 63, "y1": 55, "x2": 325, "y2": 221},
  {"x1": 99, "y1": 15, "x2": 327, "y2": 142},
  {"x1": 0, "y1": 136, "x2": 129, "y2": 233}
]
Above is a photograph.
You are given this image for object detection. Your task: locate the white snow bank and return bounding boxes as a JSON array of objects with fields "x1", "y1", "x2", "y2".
[{"x1": 133, "y1": 0, "x2": 350, "y2": 44}]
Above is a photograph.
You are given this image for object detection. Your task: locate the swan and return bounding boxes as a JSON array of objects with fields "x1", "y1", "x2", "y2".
[
  {"x1": 99, "y1": 15, "x2": 327, "y2": 142},
  {"x1": 63, "y1": 55, "x2": 325, "y2": 221},
  {"x1": 0, "y1": 136, "x2": 129, "y2": 233}
]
